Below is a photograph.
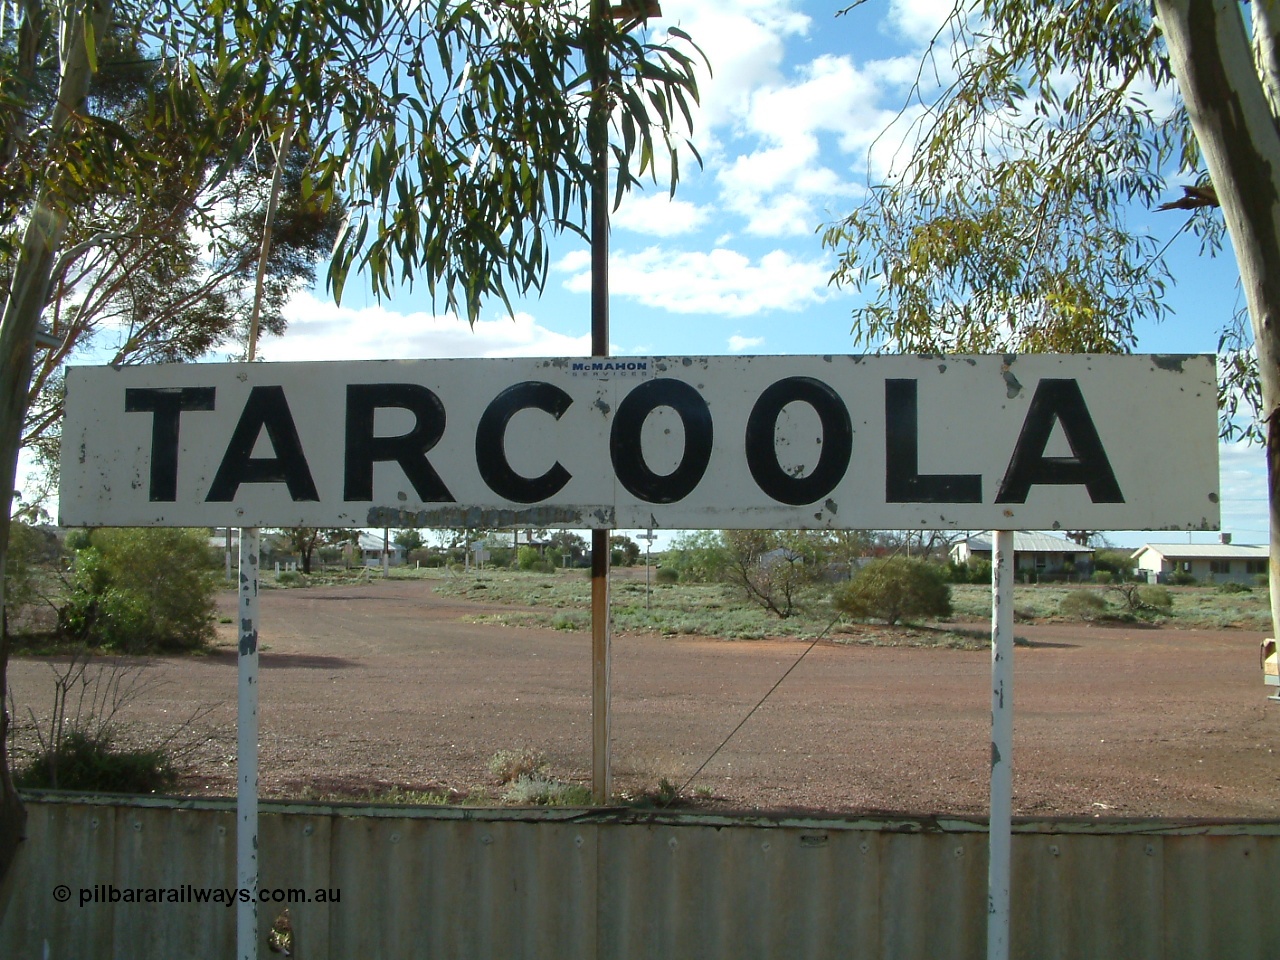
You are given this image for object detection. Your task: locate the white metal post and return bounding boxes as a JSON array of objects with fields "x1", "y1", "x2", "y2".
[
  {"x1": 237, "y1": 528, "x2": 260, "y2": 960},
  {"x1": 988, "y1": 529, "x2": 1015, "y2": 960}
]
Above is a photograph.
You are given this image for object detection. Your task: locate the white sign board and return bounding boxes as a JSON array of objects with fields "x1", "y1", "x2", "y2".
[{"x1": 60, "y1": 354, "x2": 1219, "y2": 531}]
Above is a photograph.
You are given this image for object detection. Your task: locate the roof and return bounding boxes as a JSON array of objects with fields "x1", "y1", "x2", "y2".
[
  {"x1": 1131, "y1": 543, "x2": 1269, "y2": 561},
  {"x1": 356, "y1": 532, "x2": 401, "y2": 552},
  {"x1": 961, "y1": 532, "x2": 1094, "y2": 554}
]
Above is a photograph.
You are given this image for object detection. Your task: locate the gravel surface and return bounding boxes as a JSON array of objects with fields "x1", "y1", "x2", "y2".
[{"x1": 8, "y1": 578, "x2": 1280, "y2": 818}]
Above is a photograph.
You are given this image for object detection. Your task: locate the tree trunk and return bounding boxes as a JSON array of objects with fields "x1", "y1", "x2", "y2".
[
  {"x1": 0, "y1": 0, "x2": 113, "y2": 907},
  {"x1": 1156, "y1": 0, "x2": 1280, "y2": 640}
]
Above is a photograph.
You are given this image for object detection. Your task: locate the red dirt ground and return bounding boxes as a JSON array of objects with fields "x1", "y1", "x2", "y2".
[{"x1": 8, "y1": 577, "x2": 1280, "y2": 818}]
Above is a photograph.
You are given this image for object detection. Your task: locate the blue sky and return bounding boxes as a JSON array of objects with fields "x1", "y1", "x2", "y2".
[{"x1": 245, "y1": 0, "x2": 1262, "y2": 549}]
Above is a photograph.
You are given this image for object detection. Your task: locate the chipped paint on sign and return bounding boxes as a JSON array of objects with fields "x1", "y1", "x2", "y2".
[{"x1": 59, "y1": 354, "x2": 1220, "y2": 532}]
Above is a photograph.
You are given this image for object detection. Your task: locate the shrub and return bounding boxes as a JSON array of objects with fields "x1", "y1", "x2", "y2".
[
  {"x1": 663, "y1": 531, "x2": 729, "y2": 583},
  {"x1": 722, "y1": 530, "x2": 828, "y2": 618},
  {"x1": 501, "y1": 777, "x2": 591, "y2": 806},
  {"x1": 1107, "y1": 582, "x2": 1173, "y2": 615},
  {"x1": 1169, "y1": 571, "x2": 1197, "y2": 586},
  {"x1": 15, "y1": 731, "x2": 177, "y2": 793},
  {"x1": 15, "y1": 656, "x2": 189, "y2": 793},
  {"x1": 1135, "y1": 585, "x2": 1173, "y2": 612},
  {"x1": 1059, "y1": 591, "x2": 1107, "y2": 620},
  {"x1": 517, "y1": 545, "x2": 541, "y2": 571},
  {"x1": 3, "y1": 521, "x2": 55, "y2": 625},
  {"x1": 655, "y1": 566, "x2": 680, "y2": 584},
  {"x1": 835, "y1": 557, "x2": 952, "y2": 626},
  {"x1": 946, "y1": 560, "x2": 990, "y2": 584},
  {"x1": 59, "y1": 528, "x2": 217, "y2": 652},
  {"x1": 1090, "y1": 570, "x2": 1114, "y2": 585},
  {"x1": 1218, "y1": 581, "x2": 1253, "y2": 594},
  {"x1": 1093, "y1": 549, "x2": 1135, "y2": 581},
  {"x1": 488, "y1": 748, "x2": 547, "y2": 783}
]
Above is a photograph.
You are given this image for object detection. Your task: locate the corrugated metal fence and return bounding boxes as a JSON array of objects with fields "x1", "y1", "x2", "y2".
[{"x1": 3, "y1": 794, "x2": 1278, "y2": 959}]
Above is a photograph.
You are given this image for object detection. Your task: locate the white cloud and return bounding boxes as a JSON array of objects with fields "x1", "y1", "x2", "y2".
[
  {"x1": 657, "y1": 1, "x2": 811, "y2": 131},
  {"x1": 556, "y1": 246, "x2": 837, "y2": 317},
  {"x1": 613, "y1": 194, "x2": 713, "y2": 236},
  {"x1": 716, "y1": 54, "x2": 909, "y2": 236},
  {"x1": 728, "y1": 334, "x2": 765, "y2": 352},
  {"x1": 1218, "y1": 439, "x2": 1268, "y2": 543},
  {"x1": 632, "y1": 4, "x2": 925, "y2": 238},
  {"x1": 257, "y1": 292, "x2": 591, "y2": 362},
  {"x1": 886, "y1": 0, "x2": 956, "y2": 44}
]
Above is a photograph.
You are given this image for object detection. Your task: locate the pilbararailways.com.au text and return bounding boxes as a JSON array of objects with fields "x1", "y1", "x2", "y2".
[{"x1": 60, "y1": 884, "x2": 340, "y2": 907}]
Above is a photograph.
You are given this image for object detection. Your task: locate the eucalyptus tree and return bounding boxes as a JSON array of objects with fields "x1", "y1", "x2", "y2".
[
  {"x1": 0, "y1": 0, "x2": 700, "y2": 900},
  {"x1": 13, "y1": 41, "x2": 343, "y2": 486},
  {"x1": 823, "y1": 0, "x2": 1280, "y2": 637}
]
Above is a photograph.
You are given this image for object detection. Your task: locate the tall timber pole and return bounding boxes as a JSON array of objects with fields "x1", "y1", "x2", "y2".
[
  {"x1": 585, "y1": 0, "x2": 660, "y2": 804},
  {"x1": 588, "y1": 0, "x2": 613, "y2": 805}
]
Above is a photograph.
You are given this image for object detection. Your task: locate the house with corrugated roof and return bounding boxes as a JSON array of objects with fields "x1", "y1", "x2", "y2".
[
  {"x1": 950, "y1": 531, "x2": 1094, "y2": 578},
  {"x1": 345, "y1": 531, "x2": 405, "y2": 568},
  {"x1": 1131, "y1": 540, "x2": 1268, "y2": 585}
]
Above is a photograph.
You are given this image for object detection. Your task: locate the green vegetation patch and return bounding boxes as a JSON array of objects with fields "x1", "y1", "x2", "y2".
[
  {"x1": 952, "y1": 582, "x2": 1271, "y2": 630},
  {"x1": 436, "y1": 570, "x2": 843, "y2": 640}
]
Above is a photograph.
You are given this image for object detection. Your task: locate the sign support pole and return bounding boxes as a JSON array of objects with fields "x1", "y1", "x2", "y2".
[
  {"x1": 988, "y1": 529, "x2": 1015, "y2": 960},
  {"x1": 588, "y1": 0, "x2": 612, "y2": 805},
  {"x1": 236, "y1": 528, "x2": 260, "y2": 959},
  {"x1": 234, "y1": 121, "x2": 292, "y2": 960}
]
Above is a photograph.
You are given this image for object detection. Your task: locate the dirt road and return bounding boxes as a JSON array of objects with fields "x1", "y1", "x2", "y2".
[{"x1": 9, "y1": 578, "x2": 1279, "y2": 818}]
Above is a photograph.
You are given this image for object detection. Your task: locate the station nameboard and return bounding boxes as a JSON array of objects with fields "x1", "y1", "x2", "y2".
[{"x1": 59, "y1": 354, "x2": 1220, "y2": 531}]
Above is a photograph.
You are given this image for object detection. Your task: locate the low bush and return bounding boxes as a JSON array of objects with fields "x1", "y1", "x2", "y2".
[
  {"x1": 835, "y1": 557, "x2": 952, "y2": 626},
  {"x1": 946, "y1": 560, "x2": 991, "y2": 584},
  {"x1": 501, "y1": 776, "x2": 592, "y2": 806},
  {"x1": 1218, "y1": 581, "x2": 1253, "y2": 594},
  {"x1": 59, "y1": 528, "x2": 217, "y2": 652},
  {"x1": 1090, "y1": 570, "x2": 1114, "y2": 585},
  {"x1": 15, "y1": 731, "x2": 177, "y2": 793},
  {"x1": 1059, "y1": 591, "x2": 1108, "y2": 620},
  {"x1": 14, "y1": 655, "x2": 203, "y2": 793},
  {"x1": 1135, "y1": 585, "x2": 1173, "y2": 612},
  {"x1": 488, "y1": 748, "x2": 547, "y2": 783},
  {"x1": 1092, "y1": 549, "x2": 1135, "y2": 580},
  {"x1": 655, "y1": 566, "x2": 680, "y2": 584}
]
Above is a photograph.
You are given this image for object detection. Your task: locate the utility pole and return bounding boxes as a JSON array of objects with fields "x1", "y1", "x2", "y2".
[{"x1": 587, "y1": 0, "x2": 661, "y2": 805}]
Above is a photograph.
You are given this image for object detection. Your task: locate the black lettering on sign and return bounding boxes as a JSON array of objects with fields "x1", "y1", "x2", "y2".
[
  {"x1": 884, "y1": 379, "x2": 982, "y2": 503},
  {"x1": 746, "y1": 377, "x2": 852, "y2": 505},
  {"x1": 344, "y1": 383, "x2": 453, "y2": 502},
  {"x1": 206, "y1": 386, "x2": 319, "y2": 502},
  {"x1": 124, "y1": 387, "x2": 215, "y2": 501},
  {"x1": 611, "y1": 379, "x2": 712, "y2": 503},
  {"x1": 996, "y1": 379, "x2": 1123, "y2": 503},
  {"x1": 476, "y1": 381, "x2": 573, "y2": 503}
]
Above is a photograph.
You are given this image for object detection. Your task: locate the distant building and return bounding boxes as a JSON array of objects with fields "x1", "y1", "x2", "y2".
[
  {"x1": 1131, "y1": 541, "x2": 1268, "y2": 585},
  {"x1": 349, "y1": 532, "x2": 404, "y2": 568},
  {"x1": 951, "y1": 532, "x2": 1094, "y2": 578}
]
